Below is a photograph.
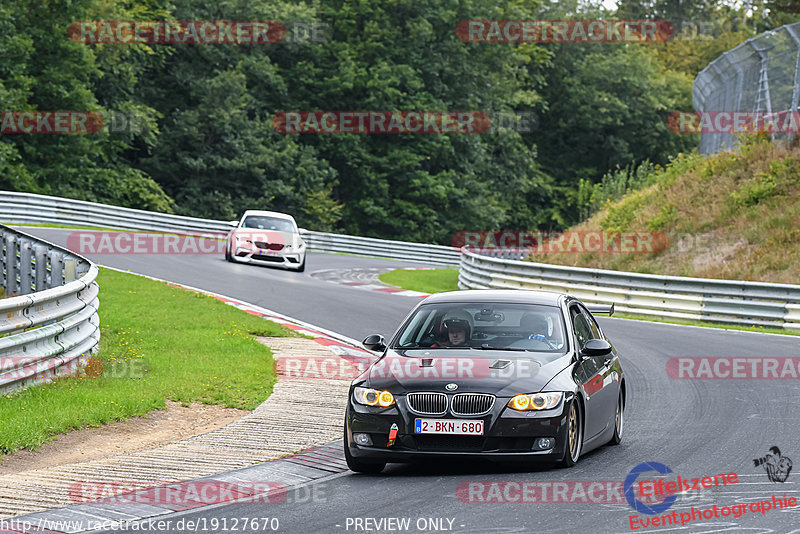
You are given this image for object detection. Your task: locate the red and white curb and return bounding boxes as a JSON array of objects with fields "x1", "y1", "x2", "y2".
[{"x1": 310, "y1": 267, "x2": 432, "y2": 298}]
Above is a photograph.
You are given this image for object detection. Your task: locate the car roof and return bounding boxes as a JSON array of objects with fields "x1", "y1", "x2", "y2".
[
  {"x1": 241, "y1": 210, "x2": 297, "y2": 222},
  {"x1": 422, "y1": 289, "x2": 564, "y2": 306}
]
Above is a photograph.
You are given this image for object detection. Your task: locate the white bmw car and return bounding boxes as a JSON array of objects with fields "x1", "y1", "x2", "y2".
[{"x1": 224, "y1": 210, "x2": 307, "y2": 272}]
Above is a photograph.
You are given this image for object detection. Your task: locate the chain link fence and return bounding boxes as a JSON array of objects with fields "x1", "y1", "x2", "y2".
[{"x1": 693, "y1": 21, "x2": 800, "y2": 154}]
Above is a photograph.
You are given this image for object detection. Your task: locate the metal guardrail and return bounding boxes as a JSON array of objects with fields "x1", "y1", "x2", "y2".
[
  {"x1": 0, "y1": 191, "x2": 232, "y2": 235},
  {"x1": 5, "y1": 191, "x2": 800, "y2": 330},
  {"x1": 0, "y1": 225, "x2": 100, "y2": 394},
  {"x1": 459, "y1": 248, "x2": 800, "y2": 330},
  {"x1": 302, "y1": 231, "x2": 459, "y2": 266},
  {"x1": 0, "y1": 191, "x2": 461, "y2": 266}
]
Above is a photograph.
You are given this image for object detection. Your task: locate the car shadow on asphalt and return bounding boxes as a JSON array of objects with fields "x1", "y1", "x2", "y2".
[
  {"x1": 369, "y1": 444, "x2": 616, "y2": 477},
  {"x1": 380, "y1": 459, "x2": 559, "y2": 476}
]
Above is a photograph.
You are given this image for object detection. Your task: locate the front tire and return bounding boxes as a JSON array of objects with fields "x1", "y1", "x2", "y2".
[
  {"x1": 609, "y1": 389, "x2": 624, "y2": 446},
  {"x1": 295, "y1": 258, "x2": 305, "y2": 272},
  {"x1": 225, "y1": 246, "x2": 233, "y2": 262},
  {"x1": 344, "y1": 423, "x2": 385, "y2": 474},
  {"x1": 558, "y1": 400, "x2": 583, "y2": 468}
]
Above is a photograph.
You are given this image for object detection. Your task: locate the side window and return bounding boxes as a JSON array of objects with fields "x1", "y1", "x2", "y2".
[
  {"x1": 580, "y1": 306, "x2": 603, "y2": 340},
  {"x1": 570, "y1": 306, "x2": 592, "y2": 350},
  {"x1": 397, "y1": 309, "x2": 433, "y2": 346}
]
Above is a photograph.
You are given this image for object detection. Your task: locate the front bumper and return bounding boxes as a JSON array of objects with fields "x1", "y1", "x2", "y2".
[
  {"x1": 232, "y1": 247, "x2": 304, "y2": 268},
  {"x1": 345, "y1": 394, "x2": 573, "y2": 463}
]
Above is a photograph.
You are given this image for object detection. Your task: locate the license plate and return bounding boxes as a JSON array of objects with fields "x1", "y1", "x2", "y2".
[{"x1": 414, "y1": 418, "x2": 484, "y2": 435}]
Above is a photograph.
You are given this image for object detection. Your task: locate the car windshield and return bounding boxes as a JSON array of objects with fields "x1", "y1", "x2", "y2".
[
  {"x1": 392, "y1": 302, "x2": 567, "y2": 356},
  {"x1": 241, "y1": 216, "x2": 296, "y2": 233}
]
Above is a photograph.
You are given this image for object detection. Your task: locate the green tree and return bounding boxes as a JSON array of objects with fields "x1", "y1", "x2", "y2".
[
  {"x1": 0, "y1": 0, "x2": 174, "y2": 211},
  {"x1": 534, "y1": 44, "x2": 696, "y2": 225}
]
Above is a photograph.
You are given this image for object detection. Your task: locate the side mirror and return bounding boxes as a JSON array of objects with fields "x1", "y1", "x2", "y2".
[
  {"x1": 227, "y1": 220, "x2": 239, "y2": 228},
  {"x1": 362, "y1": 334, "x2": 387, "y2": 353},
  {"x1": 582, "y1": 338, "x2": 612, "y2": 357}
]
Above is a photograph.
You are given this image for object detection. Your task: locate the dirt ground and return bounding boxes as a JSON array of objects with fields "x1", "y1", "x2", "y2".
[{"x1": 0, "y1": 401, "x2": 249, "y2": 475}]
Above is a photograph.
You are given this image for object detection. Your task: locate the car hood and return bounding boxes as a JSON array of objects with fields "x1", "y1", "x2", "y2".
[{"x1": 364, "y1": 348, "x2": 570, "y2": 396}]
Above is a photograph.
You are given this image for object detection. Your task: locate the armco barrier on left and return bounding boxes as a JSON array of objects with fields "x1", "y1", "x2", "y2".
[{"x1": 0, "y1": 224, "x2": 100, "y2": 394}]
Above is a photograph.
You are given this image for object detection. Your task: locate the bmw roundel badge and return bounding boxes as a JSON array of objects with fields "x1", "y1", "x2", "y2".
[{"x1": 445, "y1": 383, "x2": 458, "y2": 391}]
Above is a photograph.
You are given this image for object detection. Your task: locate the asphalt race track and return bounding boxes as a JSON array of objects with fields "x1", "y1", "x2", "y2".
[{"x1": 22, "y1": 228, "x2": 800, "y2": 533}]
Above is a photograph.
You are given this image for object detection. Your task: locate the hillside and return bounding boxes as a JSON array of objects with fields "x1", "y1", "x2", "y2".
[{"x1": 526, "y1": 136, "x2": 800, "y2": 284}]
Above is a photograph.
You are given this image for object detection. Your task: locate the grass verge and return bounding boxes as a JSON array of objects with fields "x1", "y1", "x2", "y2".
[
  {"x1": 378, "y1": 268, "x2": 459, "y2": 294},
  {"x1": 0, "y1": 267, "x2": 296, "y2": 455}
]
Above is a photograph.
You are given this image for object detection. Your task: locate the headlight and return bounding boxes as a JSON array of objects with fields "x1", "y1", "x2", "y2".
[
  {"x1": 354, "y1": 387, "x2": 395, "y2": 407},
  {"x1": 507, "y1": 392, "x2": 562, "y2": 411}
]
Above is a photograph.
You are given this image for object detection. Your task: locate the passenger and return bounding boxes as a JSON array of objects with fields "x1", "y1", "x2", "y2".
[{"x1": 520, "y1": 313, "x2": 549, "y2": 342}]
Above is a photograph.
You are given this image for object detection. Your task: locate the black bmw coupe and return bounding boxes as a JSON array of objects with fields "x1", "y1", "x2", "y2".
[{"x1": 344, "y1": 289, "x2": 625, "y2": 473}]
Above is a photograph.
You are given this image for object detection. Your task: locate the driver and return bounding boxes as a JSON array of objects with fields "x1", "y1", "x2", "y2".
[{"x1": 438, "y1": 319, "x2": 470, "y2": 347}]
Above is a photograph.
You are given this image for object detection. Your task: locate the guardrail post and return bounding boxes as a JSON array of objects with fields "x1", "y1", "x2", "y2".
[
  {"x1": 750, "y1": 40, "x2": 775, "y2": 142},
  {"x1": 19, "y1": 238, "x2": 33, "y2": 295},
  {"x1": 4, "y1": 234, "x2": 19, "y2": 295},
  {"x1": 75, "y1": 260, "x2": 90, "y2": 279},
  {"x1": 1, "y1": 232, "x2": 6, "y2": 294},
  {"x1": 64, "y1": 259, "x2": 78, "y2": 283},
  {"x1": 49, "y1": 250, "x2": 64, "y2": 289},
  {"x1": 33, "y1": 244, "x2": 47, "y2": 291}
]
